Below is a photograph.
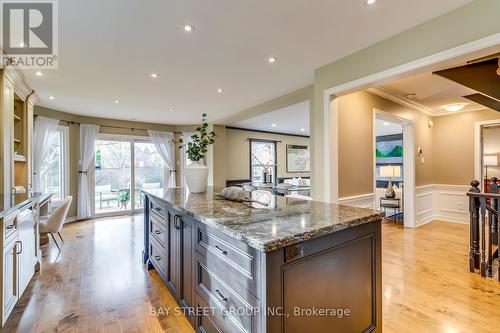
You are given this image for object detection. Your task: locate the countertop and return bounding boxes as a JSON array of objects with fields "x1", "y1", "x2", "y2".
[
  {"x1": 143, "y1": 187, "x2": 384, "y2": 252},
  {"x1": 0, "y1": 192, "x2": 52, "y2": 219}
]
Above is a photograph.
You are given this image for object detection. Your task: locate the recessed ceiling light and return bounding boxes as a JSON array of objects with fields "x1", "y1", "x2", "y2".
[
  {"x1": 183, "y1": 24, "x2": 195, "y2": 33},
  {"x1": 405, "y1": 93, "x2": 417, "y2": 99},
  {"x1": 300, "y1": 128, "x2": 305, "y2": 132},
  {"x1": 217, "y1": 88, "x2": 223, "y2": 94},
  {"x1": 268, "y1": 56, "x2": 278, "y2": 64},
  {"x1": 169, "y1": 107, "x2": 174, "y2": 112},
  {"x1": 114, "y1": 100, "x2": 120, "y2": 104},
  {"x1": 272, "y1": 124, "x2": 277, "y2": 127},
  {"x1": 364, "y1": 0, "x2": 379, "y2": 5},
  {"x1": 48, "y1": 96, "x2": 55, "y2": 100},
  {"x1": 383, "y1": 122, "x2": 389, "y2": 126},
  {"x1": 35, "y1": 71, "x2": 43, "y2": 76},
  {"x1": 444, "y1": 103, "x2": 466, "y2": 112},
  {"x1": 150, "y1": 73, "x2": 159, "y2": 78}
]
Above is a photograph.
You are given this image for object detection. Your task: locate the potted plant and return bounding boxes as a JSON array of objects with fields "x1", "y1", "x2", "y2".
[
  {"x1": 178, "y1": 113, "x2": 216, "y2": 193},
  {"x1": 117, "y1": 189, "x2": 130, "y2": 210}
]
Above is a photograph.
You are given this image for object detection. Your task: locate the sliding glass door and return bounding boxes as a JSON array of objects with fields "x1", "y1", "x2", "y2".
[
  {"x1": 93, "y1": 136, "x2": 165, "y2": 217},
  {"x1": 134, "y1": 141, "x2": 165, "y2": 209},
  {"x1": 94, "y1": 139, "x2": 132, "y2": 215}
]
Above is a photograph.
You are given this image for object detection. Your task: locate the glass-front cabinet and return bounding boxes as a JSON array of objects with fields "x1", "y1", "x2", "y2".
[{"x1": 0, "y1": 69, "x2": 34, "y2": 210}]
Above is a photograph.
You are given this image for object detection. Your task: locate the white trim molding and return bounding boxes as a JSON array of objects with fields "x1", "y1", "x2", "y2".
[
  {"x1": 339, "y1": 184, "x2": 470, "y2": 227},
  {"x1": 416, "y1": 184, "x2": 470, "y2": 226},
  {"x1": 322, "y1": 33, "x2": 500, "y2": 206},
  {"x1": 338, "y1": 193, "x2": 376, "y2": 209}
]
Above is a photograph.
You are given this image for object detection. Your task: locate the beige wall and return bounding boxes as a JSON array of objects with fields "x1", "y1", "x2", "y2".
[
  {"x1": 311, "y1": 0, "x2": 500, "y2": 200},
  {"x1": 483, "y1": 126, "x2": 500, "y2": 179},
  {"x1": 432, "y1": 109, "x2": 500, "y2": 185},
  {"x1": 337, "y1": 91, "x2": 433, "y2": 198},
  {"x1": 225, "y1": 128, "x2": 310, "y2": 181},
  {"x1": 34, "y1": 106, "x2": 182, "y2": 218}
]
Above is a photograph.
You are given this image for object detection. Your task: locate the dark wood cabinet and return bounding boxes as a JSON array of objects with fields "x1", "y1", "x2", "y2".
[{"x1": 143, "y1": 193, "x2": 382, "y2": 333}]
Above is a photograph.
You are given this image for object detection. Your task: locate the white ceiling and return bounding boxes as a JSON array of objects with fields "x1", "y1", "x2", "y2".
[
  {"x1": 375, "y1": 117, "x2": 402, "y2": 136},
  {"x1": 378, "y1": 72, "x2": 485, "y2": 115},
  {"x1": 25, "y1": 0, "x2": 472, "y2": 124},
  {"x1": 231, "y1": 101, "x2": 310, "y2": 136}
]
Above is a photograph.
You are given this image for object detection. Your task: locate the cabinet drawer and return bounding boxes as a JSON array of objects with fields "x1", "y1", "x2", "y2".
[
  {"x1": 2, "y1": 211, "x2": 18, "y2": 244},
  {"x1": 195, "y1": 222, "x2": 261, "y2": 297},
  {"x1": 195, "y1": 253, "x2": 260, "y2": 333},
  {"x1": 149, "y1": 237, "x2": 168, "y2": 279},
  {"x1": 195, "y1": 294, "x2": 238, "y2": 333},
  {"x1": 149, "y1": 214, "x2": 167, "y2": 251},
  {"x1": 150, "y1": 197, "x2": 167, "y2": 221}
]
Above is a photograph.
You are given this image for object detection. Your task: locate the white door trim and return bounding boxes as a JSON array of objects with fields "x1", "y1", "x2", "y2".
[
  {"x1": 372, "y1": 109, "x2": 416, "y2": 227},
  {"x1": 474, "y1": 118, "x2": 500, "y2": 190},
  {"x1": 322, "y1": 33, "x2": 500, "y2": 204}
]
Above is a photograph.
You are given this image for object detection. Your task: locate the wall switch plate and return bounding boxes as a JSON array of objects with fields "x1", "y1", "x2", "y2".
[{"x1": 420, "y1": 157, "x2": 425, "y2": 164}]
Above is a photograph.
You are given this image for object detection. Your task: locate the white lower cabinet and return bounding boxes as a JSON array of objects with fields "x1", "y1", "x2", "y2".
[
  {"x1": 2, "y1": 237, "x2": 19, "y2": 326},
  {"x1": 1, "y1": 206, "x2": 37, "y2": 326},
  {"x1": 18, "y1": 210, "x2": 35, "y2": 295}
]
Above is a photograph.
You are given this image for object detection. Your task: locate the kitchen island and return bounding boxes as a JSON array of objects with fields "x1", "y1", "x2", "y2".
[{"x1": 142, "y1": 187, "x2": 383, "y2": 333}]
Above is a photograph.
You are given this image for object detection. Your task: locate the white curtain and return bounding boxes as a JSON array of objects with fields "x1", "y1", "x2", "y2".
[
  {"x1": 32, "y1": 116, "x2": 59, "y2": 192},
  {"x1": 148, "y1": 130, "x2": 176, "y2": 188},
  {"x1": 77, "y1": 124, "x2": 100, "y2": 220}
]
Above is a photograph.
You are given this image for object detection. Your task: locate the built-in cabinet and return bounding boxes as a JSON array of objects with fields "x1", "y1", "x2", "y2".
[
  {"x1": 0, "y1": 201, "x2": 37, "y2": 326},
  {"x1": 0, "y1": 68, "x2": 35, "y2": 210},
  {"x1": 144, "y1": 193, "x2": 383, "y2": 333},
  {"x1": 147, "y1": 197, "x2": 194, "y2": 322},
  {"x1": 0, "y1": 67, "x2": 38, "y2": 327}
]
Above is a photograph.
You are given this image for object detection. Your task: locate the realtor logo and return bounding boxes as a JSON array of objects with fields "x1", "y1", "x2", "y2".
[{"x1": 1, "y1": 0, "x2": 58, "y2": 68}]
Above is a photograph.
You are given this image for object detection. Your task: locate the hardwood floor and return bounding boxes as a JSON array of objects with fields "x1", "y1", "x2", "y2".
[
  {"x1": 2, "y1": 216, "x2": 500, "y2": 332},
  {"x1": 382, "y1": 220, "x2": 500, "y2": 333},
  {"x1": 1, "y1": 215, "x2": 194, "y2": 333}
]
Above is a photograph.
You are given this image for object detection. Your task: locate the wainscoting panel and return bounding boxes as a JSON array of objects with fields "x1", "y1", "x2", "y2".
[
  {"x1": 432, "y1": 184, "x2": 470, "y2": 224},
  {"x1": 339, "y1": 184, "x2": 471, "y2": 228},
  {"x1": 338, "y1": 193, "x2": 376, "y2": 210},
  {"x1": 415, "y1": 185, "x2": 434, "y2": 227}
]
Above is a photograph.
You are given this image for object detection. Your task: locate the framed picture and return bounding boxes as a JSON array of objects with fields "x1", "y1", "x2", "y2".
[{"x1": 286, "y1": 145, "x2": 310, "y2": 172}]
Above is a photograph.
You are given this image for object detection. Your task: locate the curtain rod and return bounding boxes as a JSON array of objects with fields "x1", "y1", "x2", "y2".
[
  {"x1": 34, "y1": 115, "x2": 182, "y2": 134},
  {"x1": 246, "y1": 138, "x2": 282, "y2": 143},
  {"x1": 61, "y1": 120, "x2": 182, "y2": 134}
]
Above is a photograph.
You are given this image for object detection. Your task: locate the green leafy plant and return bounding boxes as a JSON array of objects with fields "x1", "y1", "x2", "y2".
[
  {"x1": 117, "y1": 190, "x2": 130, "y2": 202},
  {"x1": 178, "y1": 113, "x2": 216, "y2": 162}
]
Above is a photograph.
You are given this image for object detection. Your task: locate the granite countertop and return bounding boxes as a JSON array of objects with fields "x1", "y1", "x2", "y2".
[
  {"x1": 143, "y1": 187, "x2": 384, "y2": 252},
  {"x1": 0, "y1": 193, "x2": 52, "y2": 219}
]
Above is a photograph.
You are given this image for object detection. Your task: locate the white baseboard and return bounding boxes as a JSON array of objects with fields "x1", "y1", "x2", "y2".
[{"x1": 339, "y1": 184, "x2": 471, "y2": 227}]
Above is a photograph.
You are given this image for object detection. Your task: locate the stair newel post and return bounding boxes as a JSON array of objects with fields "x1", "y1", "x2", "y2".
[
  {"x1": 468, "y1": 180, "x2": 481, "y2": 272},
  {"x1": 487, "y1": 211, "x2": 493, "y2": 277},
  {"x1": 479, "y1": 197, "x2": 487, "y2": 277}
]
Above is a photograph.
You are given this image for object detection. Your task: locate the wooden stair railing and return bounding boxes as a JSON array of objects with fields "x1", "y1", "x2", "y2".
[{"x1": 467, "y1": 180, "x2": 500, "y2": 279}]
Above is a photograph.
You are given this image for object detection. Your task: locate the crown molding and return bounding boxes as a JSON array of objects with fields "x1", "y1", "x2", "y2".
[
  {"x1": 368, "y1": 86, "x2": 488, "y2": 118},
  {"x1": 367, "y1": 87, "x2": 434, "y2": 116}
]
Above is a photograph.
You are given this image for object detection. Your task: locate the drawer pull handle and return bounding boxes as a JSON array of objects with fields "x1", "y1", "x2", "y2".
[
  {"x1": 15, "y1": 241, "x2": 23, "y2": 254},
  {"x1": 174, "y1": 215, "x2": 183, "y2": 230},
  {"x1": 6, "y1": 225, "x2": 14, "y2": 230},
  {"x1": 215, "y1": 289, "x2": 228, "y2": 302},
  {"x1": 154, "y1": 207, "x2": 161, "y2": 212},
  {"x1": 214, "y1": 245, "x2": 227, "y2": 255},
  {"x1": 154, "y1": 255, "x2": 161, "y2": 261},
  {"x1": 154, "y1": 230, "x2": 161, "y2": 235}
]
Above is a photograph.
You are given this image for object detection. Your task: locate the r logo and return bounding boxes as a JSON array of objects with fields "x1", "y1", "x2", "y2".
[{"x1": 2, "y1": 1, "x2": 53, "y2": 54}]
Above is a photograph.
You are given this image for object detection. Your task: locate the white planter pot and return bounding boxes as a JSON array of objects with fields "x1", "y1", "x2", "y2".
[{"x1": 184, "y1": 161, "x2": 209, "y2": 193}]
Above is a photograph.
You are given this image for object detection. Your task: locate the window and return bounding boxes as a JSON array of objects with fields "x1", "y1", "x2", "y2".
[
  {"x1": 40, "y1": 126, "x2": 68, "y2": 201},
  {"x1": 250, "y1": 140, "x2": 277, "y2": 183}
]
